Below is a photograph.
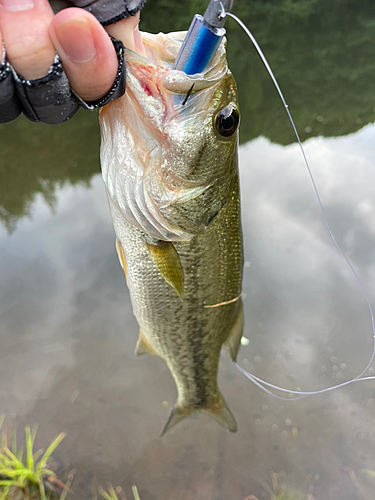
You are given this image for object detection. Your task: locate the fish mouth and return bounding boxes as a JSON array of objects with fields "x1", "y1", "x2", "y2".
[{"x1": 124, "y1": 30, "x2": 229, "y2": 106}]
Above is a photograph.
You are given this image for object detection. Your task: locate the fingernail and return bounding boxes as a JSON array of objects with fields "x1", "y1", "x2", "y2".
[
  {"x1": 0, "y1": 0, "x2": 34, "y2": 12},
  {"x1": 53, "y1": 17, "x2": 96, "y2": 63}
]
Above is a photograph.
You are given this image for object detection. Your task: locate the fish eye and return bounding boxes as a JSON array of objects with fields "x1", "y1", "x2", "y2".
[{"x1": 215, "y1": 105, "x2": 240, "y2": 138}]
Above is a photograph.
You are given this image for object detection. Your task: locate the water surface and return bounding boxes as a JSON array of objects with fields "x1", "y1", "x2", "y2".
[{"x1": 1, "y1": 1, "x2": 375, "y2": 498}]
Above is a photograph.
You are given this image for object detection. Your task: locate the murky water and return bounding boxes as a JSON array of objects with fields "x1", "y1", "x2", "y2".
[{"x1": 1, "y1": 1, "x2": 375, "y2": 499}]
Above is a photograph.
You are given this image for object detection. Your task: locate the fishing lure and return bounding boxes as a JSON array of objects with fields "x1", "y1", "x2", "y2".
[{"x1": 173, "y1": 0, "x2": 235, "y2": 74}]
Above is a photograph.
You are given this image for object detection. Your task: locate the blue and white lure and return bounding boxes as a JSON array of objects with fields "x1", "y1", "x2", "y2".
[{"x1": 173, "y1": 0, "x2": 235, "y2": 74}]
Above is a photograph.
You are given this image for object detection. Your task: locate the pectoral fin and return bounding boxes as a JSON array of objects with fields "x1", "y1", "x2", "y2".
[
  {"x1": 224, "y1": 301, "x2": 244, "y2": 362},
  {"x1": 135, "y1": 329, "x2": 160, "y2": 357},
  {"x1": 147, "y1": 241, "x2": 184, "y2": 299},
  {"x1": 116, "y1": 239, "x2": 128, "y2": 284}
]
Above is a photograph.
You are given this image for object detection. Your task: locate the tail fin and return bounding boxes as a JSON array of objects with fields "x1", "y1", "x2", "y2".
[{"x1": 161, "y1": 393, "x2": 237, "y2": 436}]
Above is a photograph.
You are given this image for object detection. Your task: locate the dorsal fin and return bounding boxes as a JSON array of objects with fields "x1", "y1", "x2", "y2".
[{"x1": 147, "y1": 241, "x2": 184, "y2": 299}]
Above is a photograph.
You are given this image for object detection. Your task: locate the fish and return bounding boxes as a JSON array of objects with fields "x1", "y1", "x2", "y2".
[{"x1": 99, "y1": 29, "x2": 243, "y2": 434}]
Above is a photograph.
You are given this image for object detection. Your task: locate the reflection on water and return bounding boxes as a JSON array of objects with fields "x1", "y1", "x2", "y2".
[
  {"x1": 1, "y1": 0, "x2": 375, "y2": 498},
  {"x1": 0, "y1": 112, "x2": 99, "y2": 232},
  {"x1": 1, "y1": 127, "x2": 375, "y2": 498},
  {"x1": 2, "y1": 0, "x2": 375, "y2": 231},
  {"x1": 141, "y1": 0, "x2": 375, "y2": 144}
]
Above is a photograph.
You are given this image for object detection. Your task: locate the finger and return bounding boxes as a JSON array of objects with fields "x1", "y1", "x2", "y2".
[
  {"x1": 49, "y1": 8, "x2": 118, "y2": 102},
  {"x1": 105, "y1": 12, "x2": 144, "y2": 54},
  {"x1": 0, "y1": 0, "x2": 55, "y2": 80}
]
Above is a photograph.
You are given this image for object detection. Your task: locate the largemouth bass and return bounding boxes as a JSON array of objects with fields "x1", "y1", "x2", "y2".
[{"x1": 99, "y1": 30, "x2": 243, "y2": 434}]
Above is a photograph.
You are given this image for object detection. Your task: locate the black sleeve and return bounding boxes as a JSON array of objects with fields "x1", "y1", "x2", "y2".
[
  {"x1": 0, "y1": 50, "x2": 22, "y2": 123},
  {"x1": 49, "y1": 0, "x2": 146, "y2": 25}
]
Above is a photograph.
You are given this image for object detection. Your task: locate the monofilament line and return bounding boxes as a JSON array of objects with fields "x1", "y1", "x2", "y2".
[{"x1": 222, "y1": 7, "x2": 375, "y2": 401}]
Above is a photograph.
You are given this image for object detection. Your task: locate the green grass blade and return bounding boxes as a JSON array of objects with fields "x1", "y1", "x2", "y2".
[
  {"x1": 0, "y1": 416, "x2": 4, "y2": 433},
  {"x1": 3, "y1": 448, "x2": 25, "y2": 470},
  {"x1": 31, "y1": 426, "x2": 38, "y2": 445},
  {"x1": 39, "y1": 476, "x2": 47, "y2": 500},
  {"x1": 37, "y1": 433, "x2": 65, "y2": 470},
  {"x1": 33, "y1": 449, "x2": 43, "y2": 462},
  {"x1": 359, "y1": 469, "x2": 375, "y2": 478},
  {"x1": 101, "y1": 492, "x2": 114, "y2": 500},
  {"x1": 1, "y1": 432, "x2": 7, "y2": 450},
  {"x1": 0, "y1": 468, "x2": 15, "y2": 477},
  {"x1": 38, "y1": 468, "x2": 56, "y2": 478},
  {"x1": 108, "y1": 484, "x2": 118, "y2": 500},
  {"x1": 11, "y1": 426, "x2": 17, "y2": 456},
  {"x1": 0, "y1": 453, "x2": 14, "y2": 467},
  {"x1": 25, "y1": 427, "x2": 34, "y2": 472},
  {"x1": 132, "y1": 486, "x2": 140, "y2": 500},
  {"x1": 98, "y1": 487, "x2": 115, "y2": 500},
  {"x1": 0, "y1": 469, "x2": 27, "y2": 478}
]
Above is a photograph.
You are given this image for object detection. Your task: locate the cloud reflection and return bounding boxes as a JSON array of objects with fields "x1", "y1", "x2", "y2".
[{"x1": 1, "y1": 126, "x2": 375, "y2": 498}]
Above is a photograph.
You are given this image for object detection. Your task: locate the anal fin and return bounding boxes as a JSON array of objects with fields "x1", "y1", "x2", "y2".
[
  {"x1": 116, "y1": 239, "x2": 128, "y2": 284},
  {"x1": 224, "y1": 301, "x2": 244, "y2": 362},
  {"x1": 147, "y1": 241, "x2": 184, "y2": 299},
  {"x1": 135, "y1": 329, "x2": 160, "y2": 357}
]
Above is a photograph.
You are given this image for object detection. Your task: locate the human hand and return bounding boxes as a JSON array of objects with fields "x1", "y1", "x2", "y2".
[{"x1": 0, "y1": 0, "x2": 143, "y2": 123}]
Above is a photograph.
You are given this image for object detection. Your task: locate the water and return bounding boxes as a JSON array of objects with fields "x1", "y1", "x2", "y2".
[{"x1": 1, "y1": 1, "x2": 375, "y2": 498}]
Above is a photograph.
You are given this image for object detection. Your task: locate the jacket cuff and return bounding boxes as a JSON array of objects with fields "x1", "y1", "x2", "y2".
[{"x1": 0, "y1": 44, "x2": 22, "y2": 123}]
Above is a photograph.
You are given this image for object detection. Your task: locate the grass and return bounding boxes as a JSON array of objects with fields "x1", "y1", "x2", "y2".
[
  {"x1": 0, "y1": 417, "x2": 143, "y2": 500},
  {"x1": 0, "y1": 416, "x2": 322, "y2": 500},
  {"x1": 97, "y1": 484, "x2": 141, "y2": 500},
  {"x1": 0, "y1": 416, "x2": 66, "y2": 500},
  {"x1": 2, "y1": 412, "x2": 374, "y2": 500}
]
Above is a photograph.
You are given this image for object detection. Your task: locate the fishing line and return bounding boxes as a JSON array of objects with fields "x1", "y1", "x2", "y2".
[{"x1": 220, "y1": 6, "x2": 375, "y2": 401}]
